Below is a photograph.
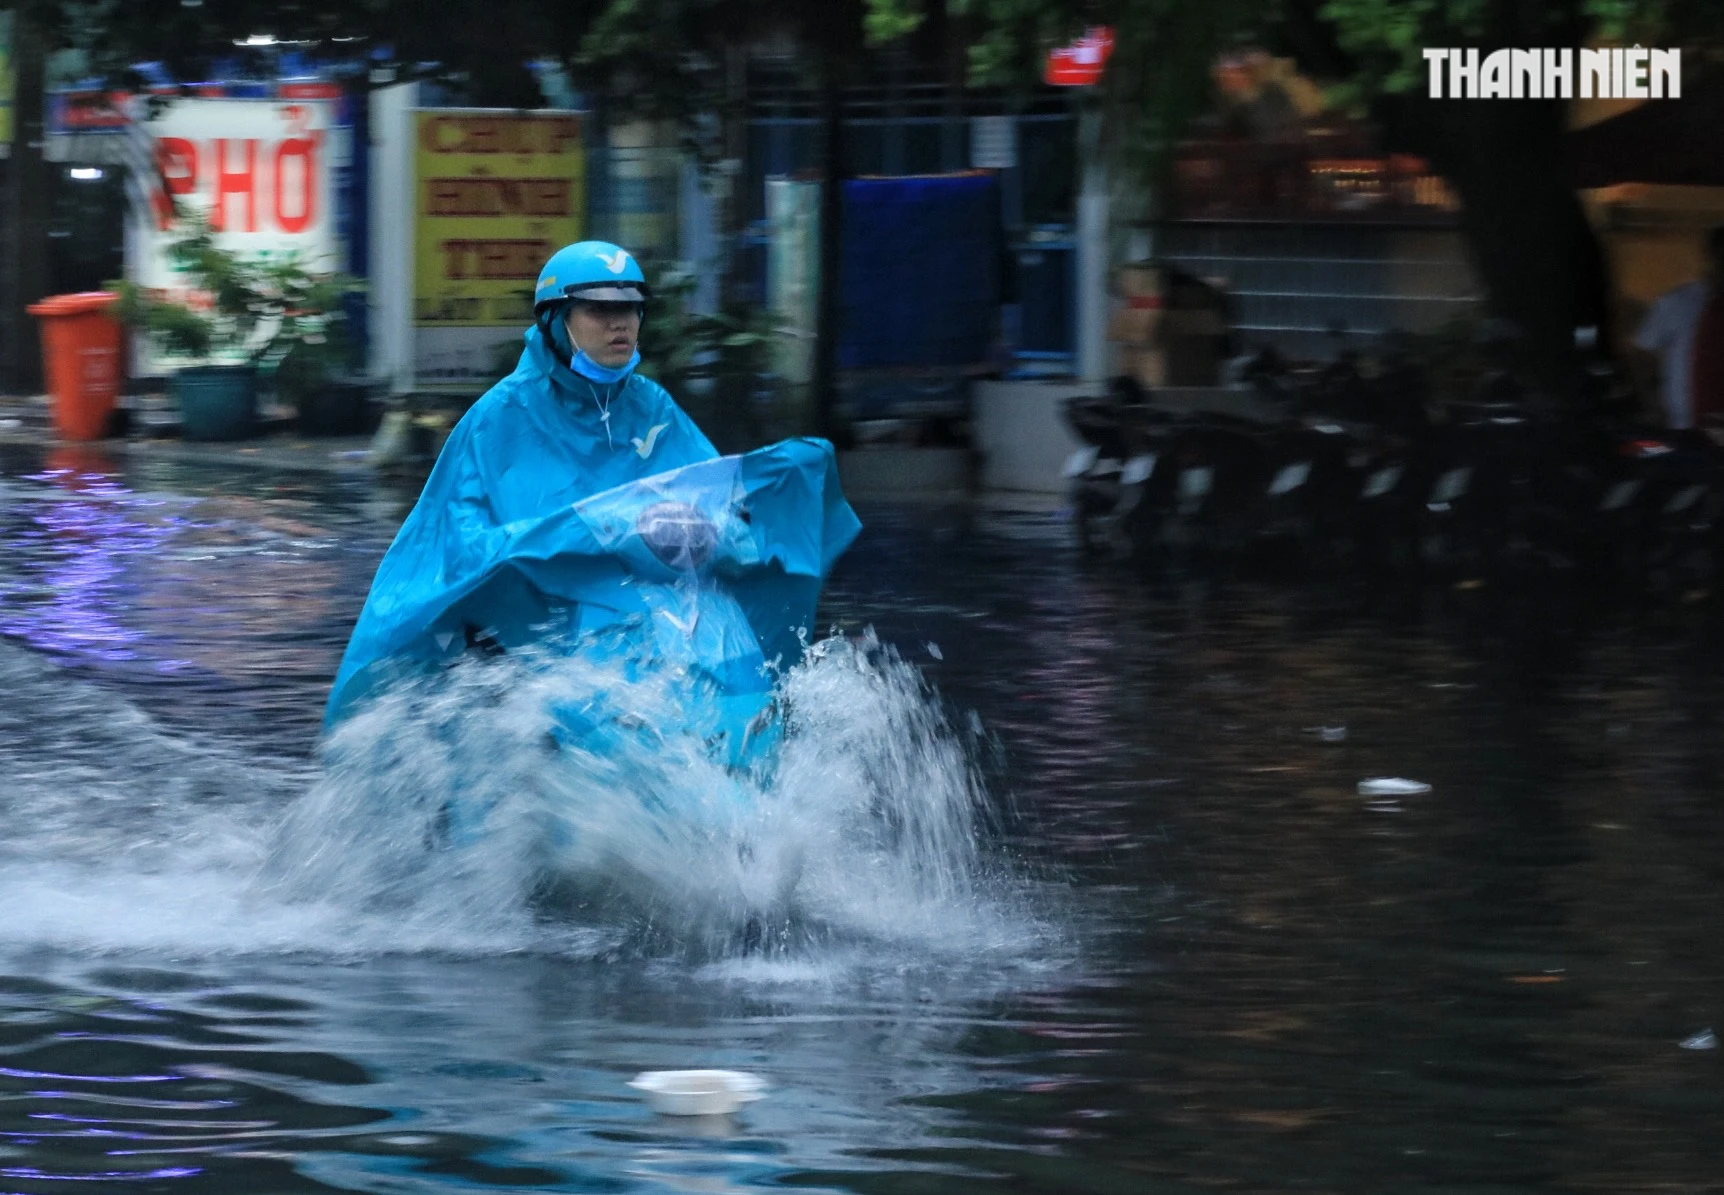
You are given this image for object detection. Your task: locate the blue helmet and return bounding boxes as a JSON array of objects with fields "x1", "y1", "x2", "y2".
[{"x1": 534, "y1": 241, "x2": 649, "y2": 312}]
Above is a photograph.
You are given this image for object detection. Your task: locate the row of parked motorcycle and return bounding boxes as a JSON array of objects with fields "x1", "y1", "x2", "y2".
[{"x1": 1063, "y1": 332, "x2": 1724, "y2": 596}]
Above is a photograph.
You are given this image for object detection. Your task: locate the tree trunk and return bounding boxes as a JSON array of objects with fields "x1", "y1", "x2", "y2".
[
  {"x1": 1385, "y1": 94, "x2": 1613, "y2": 402},
  {"x1": 810, "y1": 51, "x2": 844, "y2": 442}
]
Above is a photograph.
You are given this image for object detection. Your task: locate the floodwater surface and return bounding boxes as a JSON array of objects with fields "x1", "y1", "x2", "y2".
[{"x1": 1, "y1": 440, "x2": 1721, "y2": 1194}]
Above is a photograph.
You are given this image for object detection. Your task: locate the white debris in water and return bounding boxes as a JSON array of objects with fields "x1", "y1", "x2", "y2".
[
  {"x1": 628, "y1": 1069, "x2": 767, "y2": 1116},
  {"x1": 1358, "y1": 778, "x2": 1432, "y2": 796},
  {"x1": 1680, "y1": 1029, "x2": 1717, "y2": 1051}
]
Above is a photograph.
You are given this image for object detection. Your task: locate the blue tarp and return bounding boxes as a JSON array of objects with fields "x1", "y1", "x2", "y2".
[{"x1": 839, "y1": 173, "x2": 1002, "y2": 371}]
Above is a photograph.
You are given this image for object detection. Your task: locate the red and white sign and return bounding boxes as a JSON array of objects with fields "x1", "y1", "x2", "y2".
[
  {"x1": 129, "y1": 99, "x2": 338, "y2": 369},
  {"x1": 1045, "y1": 27, "x2": 1115, "y2": 87},
  {"x1": 278, "y1": 82, "x2": 343, "y2": 101},
  {"x1": 52, "y1": 90, "x2": 131, "y2": 131}
]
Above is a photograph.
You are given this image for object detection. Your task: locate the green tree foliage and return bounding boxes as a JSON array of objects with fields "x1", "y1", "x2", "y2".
[
  {"x1": 869, "y1": 0, "x2": 1280, "y2": 208},
  {"x1": 873, "y1": 0, "x2": 1716, "y2": 186},
  {"x1": 21, "y1": 0, "x2": 590, "y2": 105},
  {"x1": 1316, "y1": 0, "x2": 1692, "y2": 91},
  {"x1": 29, "y1": 0, "x2": 1717, "y2": 167},
  {"x1": 882, "y1": 0, "x2": 1721, "y2": 390},
  {"x1": 22, "y1": 0, "x2": 914, "y2": 112},
  {"x1": 36, "y1": 0, "x2": 1722, "y2": 395}
]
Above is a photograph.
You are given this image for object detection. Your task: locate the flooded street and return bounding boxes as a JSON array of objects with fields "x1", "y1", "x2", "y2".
[{"x1": 1, "y1": 441, "x2": 1721, "y2": 1194}]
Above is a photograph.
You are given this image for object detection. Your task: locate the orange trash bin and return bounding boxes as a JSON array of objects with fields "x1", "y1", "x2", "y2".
[{"x1": 25, "y1": 291, "x2": 125, "y2": 441}]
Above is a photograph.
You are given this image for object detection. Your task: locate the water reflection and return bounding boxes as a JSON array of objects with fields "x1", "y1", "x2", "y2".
[
  {"x1": 0, "y1": 446, "x2": 385, "y2": 755},
  {"x1": 0, "y1": 953, "x2": 1106, "y2": 1192},
  {"x1": 3, "y1": 448, "x2": 156, "y2": 663},
  {"x1": 0, "y1": 447, "x2": 1722, "y2": 1192}
]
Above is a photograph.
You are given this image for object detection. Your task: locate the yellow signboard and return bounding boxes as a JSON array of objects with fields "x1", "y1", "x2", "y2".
[
  {"x1": 413, "y1": 110, "x2": 586, "y2": 327},
  {"x1": 0, "y1": 11, "x2": 15, "y2": 148}
]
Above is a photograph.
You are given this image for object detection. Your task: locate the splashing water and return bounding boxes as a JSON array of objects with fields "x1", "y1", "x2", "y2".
[
  {"x1": 265, "y1": 629, "x2": 1016, "y2": 961},
  {"x1": 0, "y1": 630, "x2": 1034, "y2": 966},
  {"x1": 0, "y1": 640, "x2": 325, "y2": 954}
]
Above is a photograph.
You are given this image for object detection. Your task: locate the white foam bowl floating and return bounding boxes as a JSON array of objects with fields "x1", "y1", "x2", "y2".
[
  {"x1": 1358, "y1": 777, "x2": 1432, "y2": 796},
  {"x1": 628, "y1": 1070, "x2": 768, "y2": 1116}
]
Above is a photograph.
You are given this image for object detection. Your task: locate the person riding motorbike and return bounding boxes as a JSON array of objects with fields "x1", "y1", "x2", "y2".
[
  {"x1": 318, "y1": 240, "x2": 860, "y2": 878},
  {"x1": 325, "y1": 241, "x2": 721, "y2": 725}
]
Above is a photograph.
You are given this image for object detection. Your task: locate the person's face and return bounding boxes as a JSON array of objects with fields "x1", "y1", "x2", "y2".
[{"x1": 566, "y1": 302, "x2": 641, "y2": 368}]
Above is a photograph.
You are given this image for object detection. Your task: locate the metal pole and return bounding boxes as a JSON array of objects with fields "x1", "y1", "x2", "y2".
[
  {"x1": 367, "y1": 79, "x2": 418, "y2": 392},
  {"x1": 1075, "y1": 102, "x2": 1109, "y2": 382}
]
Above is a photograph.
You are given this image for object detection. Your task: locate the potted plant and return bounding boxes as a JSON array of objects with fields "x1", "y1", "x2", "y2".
[
  {"x1": 260, "y1": 256, "x2": 371, "y2": 436},
  {"x1": 114, "y1": 213, "x2": 364, "y2": 440},
  {"x1": 114, "y1": 216, "x2": 261, "y2": 441}
]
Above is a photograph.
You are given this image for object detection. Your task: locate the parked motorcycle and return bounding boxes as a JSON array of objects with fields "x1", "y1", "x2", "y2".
[
  {"x1": 1062, "y1": 379, "x2": 1178, "y2": 559},
  {"x1": 1068, "y1": 320, "x2": 1724, "y2": 602}
]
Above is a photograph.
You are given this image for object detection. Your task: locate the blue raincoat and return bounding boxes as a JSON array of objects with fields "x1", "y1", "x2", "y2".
[{"x1": 325, "y1": 325, "x2": 861, "y2": 768}]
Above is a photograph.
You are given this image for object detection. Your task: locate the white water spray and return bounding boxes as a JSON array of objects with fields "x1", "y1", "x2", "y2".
[
  {"x1": 264, "y1": 629, "x2": 1012, "y2": 960},
  {"x1": 0, "y1": 631, "x2": 1034, "y2": 965}
]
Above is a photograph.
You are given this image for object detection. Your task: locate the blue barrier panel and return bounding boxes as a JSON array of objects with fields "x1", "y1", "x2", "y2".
[{"x1": 839, "y1": 173, "x2": 1001, "y2": 371}]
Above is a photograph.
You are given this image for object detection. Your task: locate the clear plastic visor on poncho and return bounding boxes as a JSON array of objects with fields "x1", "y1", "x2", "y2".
[{"x1": 324, "y1": 440, "x2": 860, "y2": 770}]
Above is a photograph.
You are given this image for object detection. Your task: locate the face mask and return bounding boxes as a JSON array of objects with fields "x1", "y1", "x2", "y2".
[{"x1": 570, "y1": 346, "x2": 641, "y2": 385}]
